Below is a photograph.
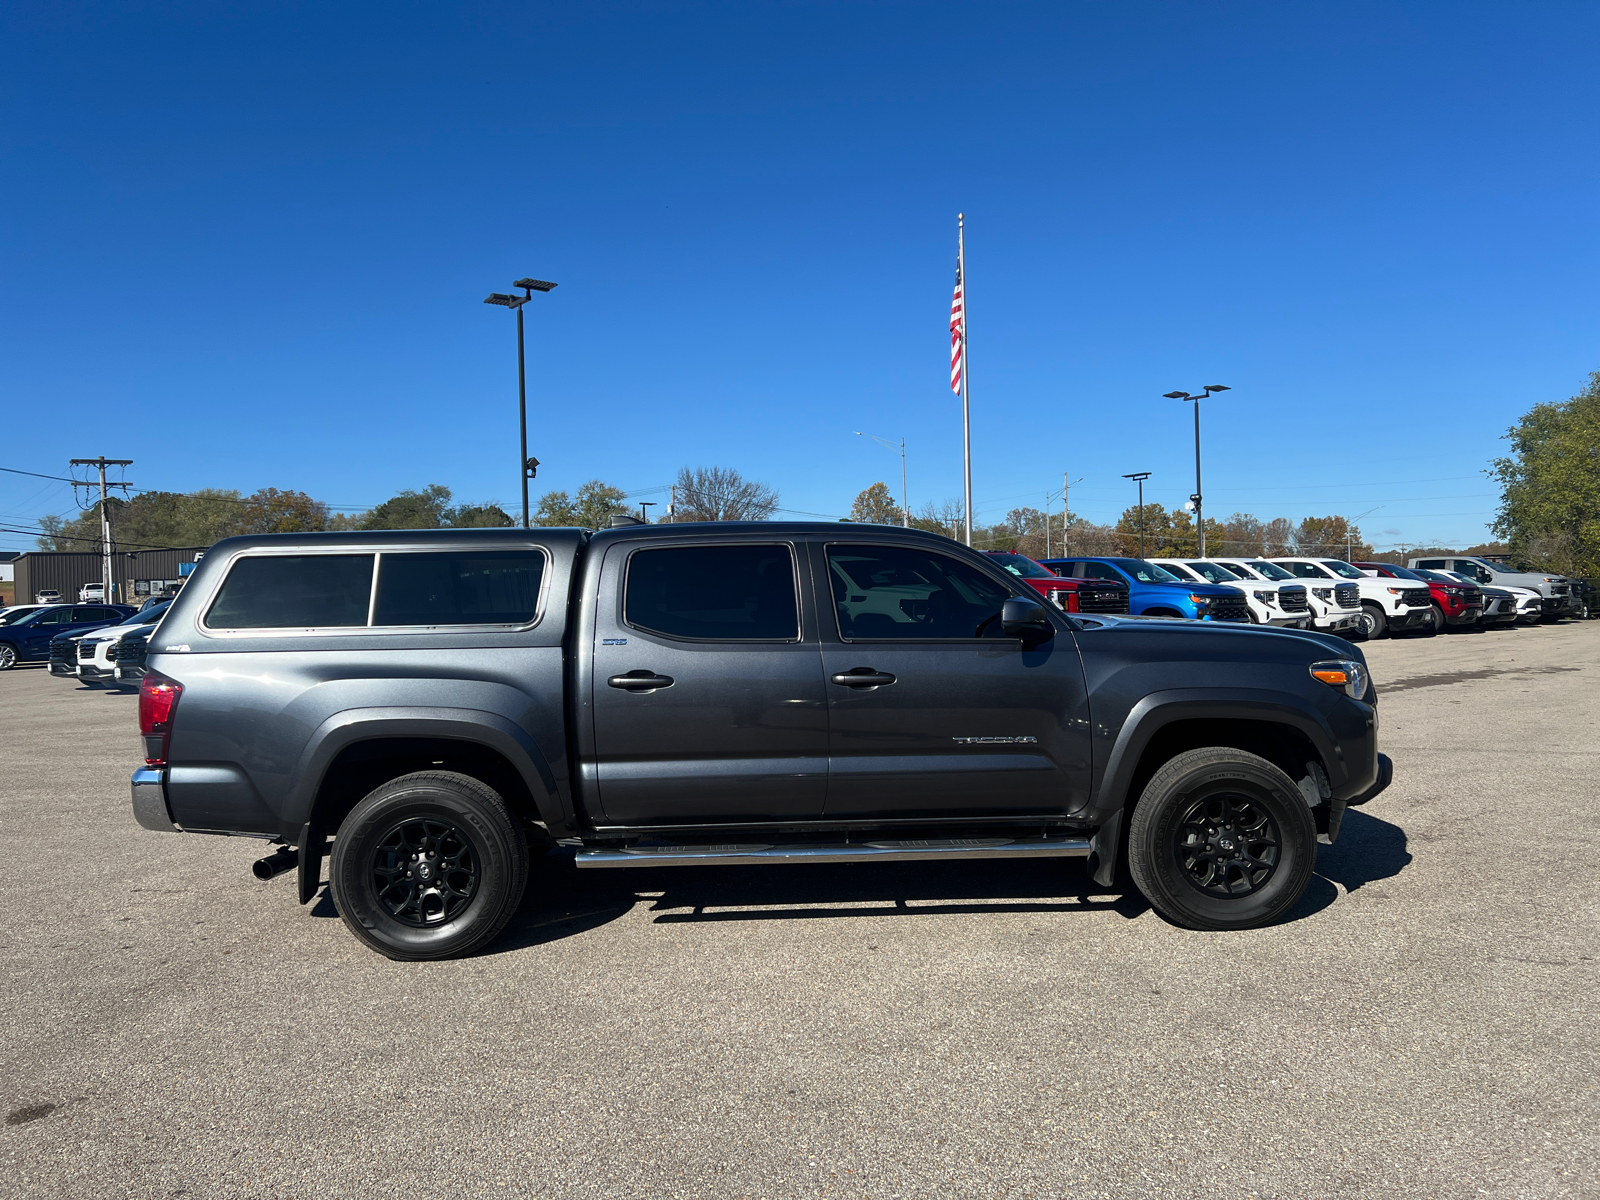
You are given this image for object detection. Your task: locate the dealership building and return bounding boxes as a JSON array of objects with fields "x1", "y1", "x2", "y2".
[{"x1": 12, "y1": 547, "x2": 206, "y2": 605}]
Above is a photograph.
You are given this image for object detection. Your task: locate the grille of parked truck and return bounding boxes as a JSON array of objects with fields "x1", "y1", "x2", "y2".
[{"x1": 127, "y1": 523, "x2": 1390, "y2": 960}]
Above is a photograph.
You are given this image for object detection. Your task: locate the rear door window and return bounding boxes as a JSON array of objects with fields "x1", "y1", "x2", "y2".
[
  {"x1": 625, "y1": 545, "x2": 798, "y2": 641},
  {"x1": 207, "y1": 555, "x2": 375, "y2": 629},
  {"x1": 1283, "y1": 562, "x2": 1332, "y2": 579},
  {"x1": 373, "y1": 551, "x2": 545, "y2": 626}
]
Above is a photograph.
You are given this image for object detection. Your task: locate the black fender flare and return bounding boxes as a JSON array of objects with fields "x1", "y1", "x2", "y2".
[
  {"x1": 286, "y1": 707, "x2": 568, "y2": 839},
  {"x1": 1086, "y1": 688, "x2": 1343, "y2": 888}
]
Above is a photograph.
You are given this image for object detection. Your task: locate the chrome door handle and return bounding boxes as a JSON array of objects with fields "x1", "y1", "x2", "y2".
[
  {"x1": 608, "y1": 670, "x2": 675, "y2": 692},
  {"x1": 830, "y1": 669, "x2": 896, "y2": 688}
]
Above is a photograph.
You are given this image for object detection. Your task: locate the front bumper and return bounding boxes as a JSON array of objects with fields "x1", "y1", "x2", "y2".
[
  {"x1": 47, "y1": 660, "x2": 79, "y2": 677},
  {"x1": 131, "y1": 767, "x2": 179, "y2": 833},
  {"x1": 1443, "y1": 606, "x2": 1481, "y2": 626},
  {"x1": 1542, "y1": 595, "x2": 1582, "y2": 617},
  {"x1": 1388, "y1": 607, "x2": 1432, "y2": 630},
  {"x1": 77, "y1": 663, "x2": 114, "y2": 680},
  {"x1": 1313, "y1": 610, "x2": 1362, "y2": 632}
]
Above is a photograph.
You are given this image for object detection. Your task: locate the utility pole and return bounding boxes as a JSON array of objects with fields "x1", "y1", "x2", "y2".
[
  {"x1": 1062, "y1": 471, "x2": 1082, "y2": 557},
  {"x1": 668, "y1": 484, "x2": 676, "y2": 523},
  {"x1": 70, "y1": 457, "x2": 133, "y2": 603}
]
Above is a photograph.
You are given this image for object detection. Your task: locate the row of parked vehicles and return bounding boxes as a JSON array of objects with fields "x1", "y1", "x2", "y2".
[
  {"x1": 0, "y1": 595, "x2": 168, "y2": 678},
  {"x1": 982, "y1": 550, "x2": 1589, "y2": 639}
]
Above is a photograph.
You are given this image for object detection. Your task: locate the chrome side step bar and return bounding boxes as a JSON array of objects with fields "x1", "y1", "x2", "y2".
[{"x1": 573, "y1": 836, "x2": 1091, "y2": 869}]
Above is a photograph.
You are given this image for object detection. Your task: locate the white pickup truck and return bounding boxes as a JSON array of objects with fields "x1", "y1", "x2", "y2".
[
  {"x1": 1147, "y1": 558, "x2": 1311, "y2": 627},
  {"x1": 1209, "y1": 557, "x2": 1364, "y2": 636},
  {"x1": 1271, "y1": 557, "x2": 1433, "y2": 640}
]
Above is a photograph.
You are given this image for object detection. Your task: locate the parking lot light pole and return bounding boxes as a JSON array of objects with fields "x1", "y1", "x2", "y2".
[
  {"x1": 1122, "y1": 472, "x2": 1152, "y2": 559},
  {"x1": 854, "y1": 432, "x2": 908, "y2": 527},
  {"x1": 485, "y1": 278, "x2": 558, "y2": 528},
  {"x1": 1163, "y1": 385, "x2": 1230, "y2": 556}
]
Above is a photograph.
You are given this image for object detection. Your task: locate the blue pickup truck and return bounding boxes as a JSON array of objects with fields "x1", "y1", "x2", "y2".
[{"x1": 1039, "y1": 556, "x2": 1249, "y2": 622}]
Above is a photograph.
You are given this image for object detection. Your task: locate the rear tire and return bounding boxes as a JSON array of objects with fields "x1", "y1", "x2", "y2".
[
  {"x1": 1358, "y1": 604, "x2": 1386, "y2": 640},
  {"x1": 1127, "y1": 747, "x2": 1317, "y2": 931},
  {"x1": 330, "y1": 771, "x2": 529, "y2": 961}
]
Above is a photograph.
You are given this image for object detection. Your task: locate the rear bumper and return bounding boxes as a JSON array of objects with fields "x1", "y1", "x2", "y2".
[{"x1": 131, "y1": 767, "x2": 180, "y2": 833}]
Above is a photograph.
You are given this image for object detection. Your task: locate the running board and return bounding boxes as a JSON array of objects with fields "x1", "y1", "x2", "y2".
[{"x1": 573, "y1": 836, "x2": 1091, "y2": 869}]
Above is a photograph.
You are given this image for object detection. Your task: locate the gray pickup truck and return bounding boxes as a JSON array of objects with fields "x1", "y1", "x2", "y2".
[{"x1": 131, "y1": 521, "x2": 1391, "y2": 959}]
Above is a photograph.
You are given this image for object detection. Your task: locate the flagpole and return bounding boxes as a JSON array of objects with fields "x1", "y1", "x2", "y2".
[{"x1": 958, "y1": 213, "x2": 972, "y2": 547}]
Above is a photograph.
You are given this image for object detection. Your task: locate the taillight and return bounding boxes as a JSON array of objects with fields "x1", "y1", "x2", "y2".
[{"x1": 139, "y1": 670, "x2": 183, "y2": 767}]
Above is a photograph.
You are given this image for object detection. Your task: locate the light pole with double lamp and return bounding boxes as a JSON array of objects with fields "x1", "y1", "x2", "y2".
[
  {"x1": 1162, "y1": 385, "x2": 1230, "y2": 557},
  {"x1": 485, "y1": 277, "x2": 558, "y2": 528},
  {"x1": 1122, "y1": 472, "x2": 1152, "y2": 559}
]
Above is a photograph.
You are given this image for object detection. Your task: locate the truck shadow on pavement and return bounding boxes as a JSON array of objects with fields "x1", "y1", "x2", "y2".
[
  {"x1": 308, "y1": 808, "x2": 1414, "y2": 952},
  {"x1": 485, "y1": 808, "x2": 1413, "y2": 952},
  {"x1": 1287, "y1": 807, "x2": 1414, "y2": 922}
]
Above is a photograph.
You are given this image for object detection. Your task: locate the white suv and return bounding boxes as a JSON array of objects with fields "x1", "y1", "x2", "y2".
[
  {"x1": 1212, "y1": 557, "x2": 1364, "y2": 635},
  {"x1": 1148, "y1": 559, "x2": 1311, "y2": 627},
  {"x1": 1272, "y1": 557, "x2": 1433, "y2": 639}
]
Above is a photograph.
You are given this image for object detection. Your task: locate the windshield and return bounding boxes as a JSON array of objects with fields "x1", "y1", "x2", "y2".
[
  {"x1": 983, "y1": 553, "x2": 1056, "y2": 580},
  {"x1": 1411, "y1": 569, "x2": 1456, "y2": 584},
  {"x1": 1186, "y1": 561, "x2": 1242, "y2": 584},
  {"x1": 9, "y1": 608, "x2": 54, "y2": 626},
  {"x1": 1153, "y1": 562, "x2": 1199, "y2": 582},
  {"x1": 1106, "y1": 558, "x2": 1182, "y2": 584},
  {"x1": 1372, "y1": 564, "x2": 1423, "y2": 580},
  {"x1": 1318, "y1": 560, "x2": 1365, "y2": 579},
  {"x1": 120, "y1": 602, "x2": 170, "y2": 626},
  {"x1": 1243, "y1": 560, "x2": 1295, "y2": 581}
]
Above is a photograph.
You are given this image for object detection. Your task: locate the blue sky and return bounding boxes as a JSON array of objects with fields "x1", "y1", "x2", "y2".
[{"x1": 4, "y1": 1, "x2": 1598, "y2": 553}]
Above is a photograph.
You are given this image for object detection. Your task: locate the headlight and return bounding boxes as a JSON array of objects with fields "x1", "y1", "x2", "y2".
[
  {"x1": 1188, "y1": 593, "x2": 1214, "y2": 606},
  {"x1": 1386, "y1": 586, "x2": 1407, "y2": 595},
  {"x1": 1253, "y1": 590, "x2": 1274, "y2": 603},
  {"x1": 1310, "y1": 659, "x2": 1370, "y2": 700},
  {"x1": 1312, "y1": 587, "x2": 1333, "y2": 600}
]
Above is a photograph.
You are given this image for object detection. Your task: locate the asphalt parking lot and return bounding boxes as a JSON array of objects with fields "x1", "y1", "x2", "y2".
[{"x1": 2, "y1": 623, "x2": 1596, "y2": 1200}]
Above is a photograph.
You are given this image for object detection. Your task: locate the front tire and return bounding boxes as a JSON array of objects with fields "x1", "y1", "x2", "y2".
[
  {"x1": 330, "y1": 771, "x2": 529, "y2": 961},
  {"x1": 1126, "y1": 747, "x2": 1317, "y2": 931},
  {"x1": 1358, "y1": 603, "x2": 1386, "y2": 640},
  {"x1": 0, "y1": 643, "x2": 16, "y2": 670}
]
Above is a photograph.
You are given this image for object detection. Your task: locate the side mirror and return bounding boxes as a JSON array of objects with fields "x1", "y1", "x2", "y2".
[{"x1": 1001, "y1": 596, "x2": 1054, "y2": 643}]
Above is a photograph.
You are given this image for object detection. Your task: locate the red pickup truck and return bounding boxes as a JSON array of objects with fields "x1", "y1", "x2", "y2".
[
  {"x1": 982, "y1": 551, "x2": 1130, "y2": 614},
  {"x1": 1353, "y1": 562, "x2": 1481, "y2": 632}
]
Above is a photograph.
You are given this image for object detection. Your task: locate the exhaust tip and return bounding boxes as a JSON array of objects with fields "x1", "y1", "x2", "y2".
[{"x1": 252, "y1": 847, "x2": 299, "y2": 881}]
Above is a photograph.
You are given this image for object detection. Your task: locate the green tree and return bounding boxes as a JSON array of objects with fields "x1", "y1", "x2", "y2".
[
  {"x1": 361, "y1": 485, "x2": 453, "y2": 530},
  {"x1": 849, "y1": 482, "x2": 904, "y2": 526},
  {"x1": 1491, "y1": 368, "x2": 1600, "y2": 575},
  {"x1": 446, "y1": 503, "x2": 514, "y2": 528},
  {"x1": 534, "y1": 480, "x2": 630, "y2": 527},
  {"x1": 1115, "y1": 503, "x2": 1173, "y2": 557}
]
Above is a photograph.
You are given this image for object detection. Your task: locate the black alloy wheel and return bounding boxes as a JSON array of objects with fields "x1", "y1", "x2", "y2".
[
  {"x1": 370, "y1": 817, "x2": 480, "y2": 927},
  {"x1": 330, "y1": 771, "x2": 529, "y2": 960},
  {"x1": 1173, "y1": 793, "x2": 1280, "y2": 898},
  {"x1": 1126, "y1": 746, "x2": 1317, "y2": 931}
]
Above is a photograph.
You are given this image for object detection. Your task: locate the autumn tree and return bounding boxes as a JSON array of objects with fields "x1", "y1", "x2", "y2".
[
  {"x1": 908, "y1": 498, "x2": 965, "y2": 540},
  {"x1": 849, "y1": 482, "x2": 904, "y2": 526},
  {"x1": 1293, "y1": 516, "x2": 1372, "y2": 560}
]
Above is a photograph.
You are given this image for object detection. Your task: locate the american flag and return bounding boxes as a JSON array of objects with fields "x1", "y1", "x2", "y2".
[{"x1": 949, "y1": 260, "x2": 965, "y2": 394}]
